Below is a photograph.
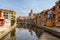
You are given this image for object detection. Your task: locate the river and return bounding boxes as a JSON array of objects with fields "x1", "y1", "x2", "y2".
[
  {"x1": 16, "y1": 28, "x2": 38, "y2": 40},
  {"x1": 1, "y1": 27, "x2": 60, "y2": 40}
]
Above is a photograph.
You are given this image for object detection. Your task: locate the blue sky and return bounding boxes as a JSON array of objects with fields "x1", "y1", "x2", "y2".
[{"x1": 0, "y1": 0, "x2": 57, "y2": 17}]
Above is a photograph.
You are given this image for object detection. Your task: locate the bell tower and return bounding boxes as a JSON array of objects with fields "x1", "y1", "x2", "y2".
[{"x1": 29, "y1": 10, "x2": 34, "y2": 17}]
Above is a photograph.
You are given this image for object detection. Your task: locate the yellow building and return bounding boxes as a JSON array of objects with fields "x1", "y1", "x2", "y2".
[
  {"x1": 0, "y1": 9, "x2": 16, "y2": 26},
  {"x1": 11, "y1": 11, "x2": 16, "y2": 20},
  {"x1": 11, "y1": 11, "x2": 16, "y2": 26}
]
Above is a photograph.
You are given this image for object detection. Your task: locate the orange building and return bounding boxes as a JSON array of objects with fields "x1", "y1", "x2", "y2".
[
  {"x1": 17, "y1": 16, "x2": 25, "y2": 23},
  {"x1": 40, "y1": 10, "x2": 48, "y2": 26},
  {"x1": 36, "y1": 9, "x2": 54, "y2": 27},
  {"x1": 45, "y1": 10, "x2": 54, "y2": 27},
  {"x1": 49, "y1": 0, "x2": 60, "y2": 27},
  {"x1": 54, "y1": 0, "x2": 60, "y2": 27},
  {"x1": 32, "y1": 15, "x2": 37, "y2": 25},
  {"x1": 32, "y1": 13, "x2": 42, "y2": 27},
  {"x1": 31, "y1": 0, "x2": 60, "y2": 27},
  {"x1": 36, "y1": 13, "x2": 41, "y2": 26}
]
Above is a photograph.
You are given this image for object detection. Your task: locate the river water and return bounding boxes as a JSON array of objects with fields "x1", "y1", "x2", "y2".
[
  {"x1": 15, "y1": 28, "x2": 60, "y2": 40},
  {"x1": 1, "y1": 28, "x2": 60, "y2": 40},
  {"x1": 16, "y1": 28, "x2": 38, "y2": 40},
  {"x1": 2, "y1": 27, "x2": 60, "y2": 40}
]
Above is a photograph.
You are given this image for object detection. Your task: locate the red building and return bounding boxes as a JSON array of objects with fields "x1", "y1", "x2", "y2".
[{"x1": 0, "y1": 11, "x2": 4, "y2": 26}]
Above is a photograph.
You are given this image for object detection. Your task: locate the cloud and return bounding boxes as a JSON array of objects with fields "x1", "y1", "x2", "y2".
[{"x1": 0, "y1": 0, "x2": 57, "y2": 17}]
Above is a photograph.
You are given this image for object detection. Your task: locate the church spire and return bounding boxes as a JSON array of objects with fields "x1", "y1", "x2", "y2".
[
  {"x1": 31, "y1": 9, "x2": 33, "y2": 13},
  {"x1": 29, "y1": 9, "x2": 34, "y2": 17}
]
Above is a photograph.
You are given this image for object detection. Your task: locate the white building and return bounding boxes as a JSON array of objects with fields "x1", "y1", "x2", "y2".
[
  {"x1": 3, "y1": 12, "x2": 12, "y2": 27},
  {"x1": 0, "y1": 9, "x2": 12, "y2": 28}
]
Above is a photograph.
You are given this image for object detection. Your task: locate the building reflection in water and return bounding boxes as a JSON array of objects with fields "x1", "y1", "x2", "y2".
[{"x1": 16, "y1": 28, "x2": 38, "y2": 40}]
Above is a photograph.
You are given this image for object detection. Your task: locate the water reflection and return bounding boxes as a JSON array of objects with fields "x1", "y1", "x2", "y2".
[{"x1": 16, "y1": 28, "x2": 38, "y2": 40}]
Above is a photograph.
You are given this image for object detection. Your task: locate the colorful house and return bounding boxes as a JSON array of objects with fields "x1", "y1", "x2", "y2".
[
  {"x1": 0, "y1": 11, "x2": 4, "y2": 26},
  {"x1": 0, "y1": 9, "x2": 16, "y2": 27}
]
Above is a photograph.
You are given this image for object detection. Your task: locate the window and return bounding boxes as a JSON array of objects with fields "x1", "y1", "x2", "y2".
[
  {"x1": 58, "y1": 16, "x2": 60, "y2": 22},
  {"x1": 3, "y1": 12, "x2": 8, "y2": 19},
  {"x1": 53, "y1": 14, "x2": 55, "y2": 18},
  {"x1": 53, "y1": 6, "x2": 55, "y2": 10},
  {"x1": 8, "y1": 12, "x2": 11, "y2": 19},
  {"x1": 3, "y1": 15, "x2": 8, "y2": 19},
  {"x1": 59, "y1": 1, "x2": 60, "y2": 4},
  {"x1": 59, "y1": 6, "x2": 60, "y2": 9},
  {"x1": 48, "y1": 10, "x2": 53, "y2": 19}
]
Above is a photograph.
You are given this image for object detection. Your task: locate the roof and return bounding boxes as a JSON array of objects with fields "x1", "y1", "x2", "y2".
[
  {"x1": 36, "y1": 13, "x2": 41, "y2": 17},
  {"x1": 0, "y1": 9, "x2": 16, "y2": 13}
]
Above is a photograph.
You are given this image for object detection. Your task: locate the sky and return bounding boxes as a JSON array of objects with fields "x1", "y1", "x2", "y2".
[{"x1": 0, "y1": 0, "x2": 57, "y2": 17}]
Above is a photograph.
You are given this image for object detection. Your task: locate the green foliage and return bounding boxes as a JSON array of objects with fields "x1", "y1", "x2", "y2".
[{"x1": 11, "y1": 20, "x2": 15, "y2": 26}]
